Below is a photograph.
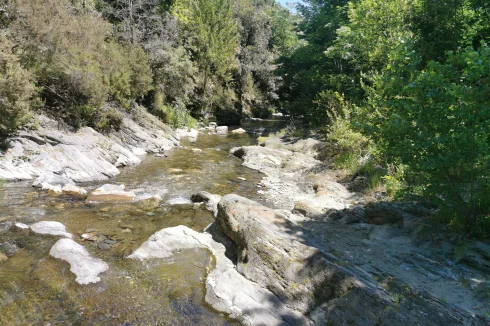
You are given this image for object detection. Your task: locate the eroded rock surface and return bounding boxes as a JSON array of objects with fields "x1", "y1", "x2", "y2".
[
  {"x1": 0, "y1": 110, "x2": 177, "y2": 183},
  {"x1": 128, "y1": 225, "x2": 308, "y2": 325},
  {"x1": 50, "y1": 238, "x2": 109, "y2": 285}
]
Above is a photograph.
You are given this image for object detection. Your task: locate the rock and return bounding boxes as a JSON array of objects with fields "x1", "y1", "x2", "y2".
[
  {"x1": 131, "y1": 147, "x2": 147, "y2": 156},
  {"x1": 166, "y1": 196, "x2": 193, "y2": 205},
  {"x1": 61, "y1": 184, "x2": 88, "y2": 198},
  {"x1": 49, "y1": 238, "x2": 109, "y2": 285},
  {"x1": 86, "y1": 184, "x2": 136, "y2": 203},
  {"x1": 13, "y1": 222, "x2": 30, "y2": 234},
  {"x1": 209, "y1": 122, "x2": 217, "y2": 129},
  {"x1": 32, "y1": 174, "x2": 74, "y2": 188},
  {"x1": 30, "y1": 221, "x2": 73, "y2": 238},
  {"x1": 175, "y1": 128, "x2": 199, "y2": 140},
  {"x1": 168, "y1": 168, "x2": 183, "y2": 174},
  {"x1": 135, "y1": 194, "x2": 162, "y2": 211},
  {"x1": 231, "y1": 128, "x2": 247, "y2": 134},
  {"x1": 40, "y1": 182, "x2": 62, "y2": 195},
  {"x1": 293, "y1": 201, "x2": 325, "y2": 218},
  {"x1": 472, "y1": 241, "x2": 490, "y2": 260},
  {"x1": 237, "y1": 177, "x2": 246, "y2": 181},
  {"x1": 129, "y1": 225, "x2": 310, "y2": 326},
  {"x1": 216, "y1": 194, "x2": 387, "y2": 315},
  {"x1": 327, "y1": 206, "x2": 366, "y2": 224},
  {"x1": 191, "y1": 191, "x2": 222, "y2": 215},
  {"x1": 97, "y1": 242, "x2": 111, "y2": 251},
  {"x1": 0, "y1": 252, "x2": 7, "y2": 262},
  {"x1": 365, "y1": 202, "x2": 416, "y2": 225},
  {"x1": 0, "y1": 110, "x2": 177, "y2": 183},
  {"x1": 216, "y1": 126, "x2": 228, "y2": 135},
  {"x1": 192, "y1": 148, "x2": 203, "y2": 153},
  {"x1": 155, "y1": 153, "x2": 167, "y2": 158}
]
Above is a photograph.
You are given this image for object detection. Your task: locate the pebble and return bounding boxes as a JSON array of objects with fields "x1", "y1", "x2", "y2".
[
  {"x1": 98, "y1": 242, "x2": 111, "y2": 251},
  {"x1": 238, "y1": 177, "x2": 246, "y2": 181}
]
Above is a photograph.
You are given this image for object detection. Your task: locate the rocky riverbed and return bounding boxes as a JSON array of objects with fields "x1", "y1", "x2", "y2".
[{"x1": 0, "y1": 121, "x2": 489, "y2": 325}]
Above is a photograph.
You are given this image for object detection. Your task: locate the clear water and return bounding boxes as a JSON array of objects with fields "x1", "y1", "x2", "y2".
[{"x1": 0, "y1": 119, "x2": 285, "y2": 325}]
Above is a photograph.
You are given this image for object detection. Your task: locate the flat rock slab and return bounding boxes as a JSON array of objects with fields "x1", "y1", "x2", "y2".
[
  {"x1": 30, "y1": 221, "x2": 73, "y2": 238},
  {"x1": 50, "y1": 238, "x2": 109, "y2": 285},
  {"x1": 87, "y1": 184, "x2": 136, "y2": 203},
  {"x1": 129, "y1": 225, "x2": 310, "y2": 326}
]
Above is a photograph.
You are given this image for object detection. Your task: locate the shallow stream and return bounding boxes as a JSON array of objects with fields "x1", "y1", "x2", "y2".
[{"x1": 0, "y1": 119, "x2": 284, "y2": 325}]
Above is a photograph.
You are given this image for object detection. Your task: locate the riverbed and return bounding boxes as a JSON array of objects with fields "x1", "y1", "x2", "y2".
[{"x1": 0, "y1": 120, "x2": 283, "y2": 325}]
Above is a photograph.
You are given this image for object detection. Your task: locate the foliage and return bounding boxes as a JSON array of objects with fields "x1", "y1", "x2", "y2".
[
  {"x1": 9, "y1": 0, "x2": 153, "y2": 128},
  {"x1": 0, "y1": 35, "x2": 35, "y2": 133}
]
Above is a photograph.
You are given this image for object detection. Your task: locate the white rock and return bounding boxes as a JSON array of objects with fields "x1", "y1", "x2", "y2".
[
  {"x1": 30, "y1": 221, "x2": 73, "y2": 238},
  {"x1": 129, "y1": 225, "x2": 310, "y2": 325},
  {"x1": 216, "y1": 126, "x2": 228, "y2": 135},
  {"x1": 50, "y1": 238, "x2": 109, "y2": 285},
  {"x1": 131, "y1": 147, "x2": 147, "y2": 156},
  {"x1": 61, "y1": 184, "x2": 88, "y2": 197},
  {"x1": 192, "y1": 148, "x2": 203, "y2": 152},
  {"x1": 40, "y1": 182, "x2": 62, "y2": 195},
  {"x1": 231, "y1": 128, "x2": 247, "y2": 134},
  {"x1": 13, "y1": 222, "x2": 30, "y2": 234},
  {"x1": 86, "y1": 184, "x2": 136, "y2": 202}
]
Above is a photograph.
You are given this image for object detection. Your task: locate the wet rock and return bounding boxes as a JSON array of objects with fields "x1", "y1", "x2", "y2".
[
  {"x1": 216, "y1": 126, "x2": 228, "y2": 135},
  {"x1": 135, "y1": 194, "x2": 162, "y2": 211},
  {"x1": 86, "y1": 184, "x2": 136, "y2": 203},
  {"x1": 13, "y1": 222, "x2": 30, "y2": 235},
  {"x1": 97, "y1": 242, "x2": 111, "y2": 251},
  {"x1": 129, "y1": 225, "x2": 310, "y2": 326},
  {"x1": 168, "y1": 168, "x2": 184, "y2": 174},
  {"x1": 166, "y1": 196, "x2": 193, "y2": 205},
  {"x1": 61, "y1": 184, "x2": 88, "y2": 198},
  {"x1": 30, "y1": 221, "x2": 73, "y2": 238},
  {"x1": 191, "y1": 191, "x2": 222, "y2": 215},
  {"x1": 40, "y1": 182, "x2": 62, "y2": 195},
  {"x1": 231, "y1": 128, "x2": 247, "y2": 134},
  {"x1": 49, "y1": 238, "x2": 109, "y2": 285}
]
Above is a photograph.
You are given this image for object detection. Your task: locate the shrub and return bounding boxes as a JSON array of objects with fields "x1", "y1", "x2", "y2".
[
  {"x1": 10, "y1": 0, "x2": 153, "y2": 127},
  {"x1": 0, "y1": 35, "x2": 35, "y2": 133}
]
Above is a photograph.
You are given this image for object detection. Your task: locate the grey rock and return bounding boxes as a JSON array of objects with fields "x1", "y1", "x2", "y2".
[
  {"x1": 191, "y1": 191, "x2": 222, "y2": 215},
  {"x1": 216, "y1": 194, "x2": 388, "y2": 315},
  {"x1": 50, "y1": 238, "x2": 109, "y2": 285}
]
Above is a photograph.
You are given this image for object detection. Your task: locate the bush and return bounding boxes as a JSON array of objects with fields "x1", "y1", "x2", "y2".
[
  {"x1": 10, "y1": 0, "x2": 153, "y2": 127},
  {"x1": 153, "y1": 101, "x2": 197, "y2": 129},
  {"x1": 0, "y1": 35, "x2": 35, "y2": 133},
  {"x1": 93, "y1": 107, "x2": 124, "y2": 133}
]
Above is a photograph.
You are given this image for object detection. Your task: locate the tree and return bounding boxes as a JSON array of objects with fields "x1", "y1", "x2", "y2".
[{"x1": 0, "y1": 35, "x2": 35, "y2": 133}]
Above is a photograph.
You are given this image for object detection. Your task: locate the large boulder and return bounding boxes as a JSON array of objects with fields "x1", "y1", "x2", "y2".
[
  {"x1": 215, "y1": 194, "x2": 469, "y2": 325},
  {"x1": 128, "y1": 225, "x2": 309, "y2": 325},
  {"x1": 191, "y1": 191, "x2": 222, "y2": 215},
  {"x1": 216, "y1": 194, "x2": 380, "y2": 314},
  {"x1": 50, "y1": 238, "x2": 109, "y2": 285}
]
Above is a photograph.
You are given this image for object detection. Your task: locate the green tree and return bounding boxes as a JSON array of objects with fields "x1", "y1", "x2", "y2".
[{"x1": 0, "y1": 35, "x2": 35, "y2": 133}]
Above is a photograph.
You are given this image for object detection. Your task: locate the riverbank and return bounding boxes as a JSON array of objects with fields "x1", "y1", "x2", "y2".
[{"x1": 0, "y1": 106, "x2": 178, "y2": 184}]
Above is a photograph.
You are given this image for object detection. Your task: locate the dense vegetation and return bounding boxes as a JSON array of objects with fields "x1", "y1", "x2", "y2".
[
  {"x1": 1, "y1": 0, "x2": 489, "y2": 236},
  {"x1": 0, "y1": 0, "x2": 298, "y2": 131},
  {"x1": 278, "y1": 0, "x2": 490, "y2": 237}
]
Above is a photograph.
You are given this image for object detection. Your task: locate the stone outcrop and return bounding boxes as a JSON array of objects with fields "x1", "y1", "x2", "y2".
[
  {"x1": 129, "y1": 225, "x2": 309, "y2": 325},
  {"x1": 0, "y1": 109, "x2": 177, "y2": 183},
  {"x1": 50, "y1": 238, "x2": 109, "y2": 285},
  {"x1": 216, "y1": 126, "x2": 228, "y2": 134}
]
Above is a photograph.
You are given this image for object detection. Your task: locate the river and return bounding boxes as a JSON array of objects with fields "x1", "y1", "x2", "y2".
[{"x1": 0, "y1": 119, "x2": 284, "y2": 325}]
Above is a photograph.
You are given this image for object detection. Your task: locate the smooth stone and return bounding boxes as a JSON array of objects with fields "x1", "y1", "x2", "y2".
[
  {"x1": 86, "y1": 184, "x2": 136, "y2": 203},
  {"x1": 216, "y1": 126, "x2": 228, "y2": 135},
  {"x1": 231, "y1": 128, "x2": 247, "y2": 134},
  {"x1": 49, "y1": 238, "x2": 109, "y2": 285},
  {"x1": 30, "y1": 221, "x2": 73, "y2": 238}
]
